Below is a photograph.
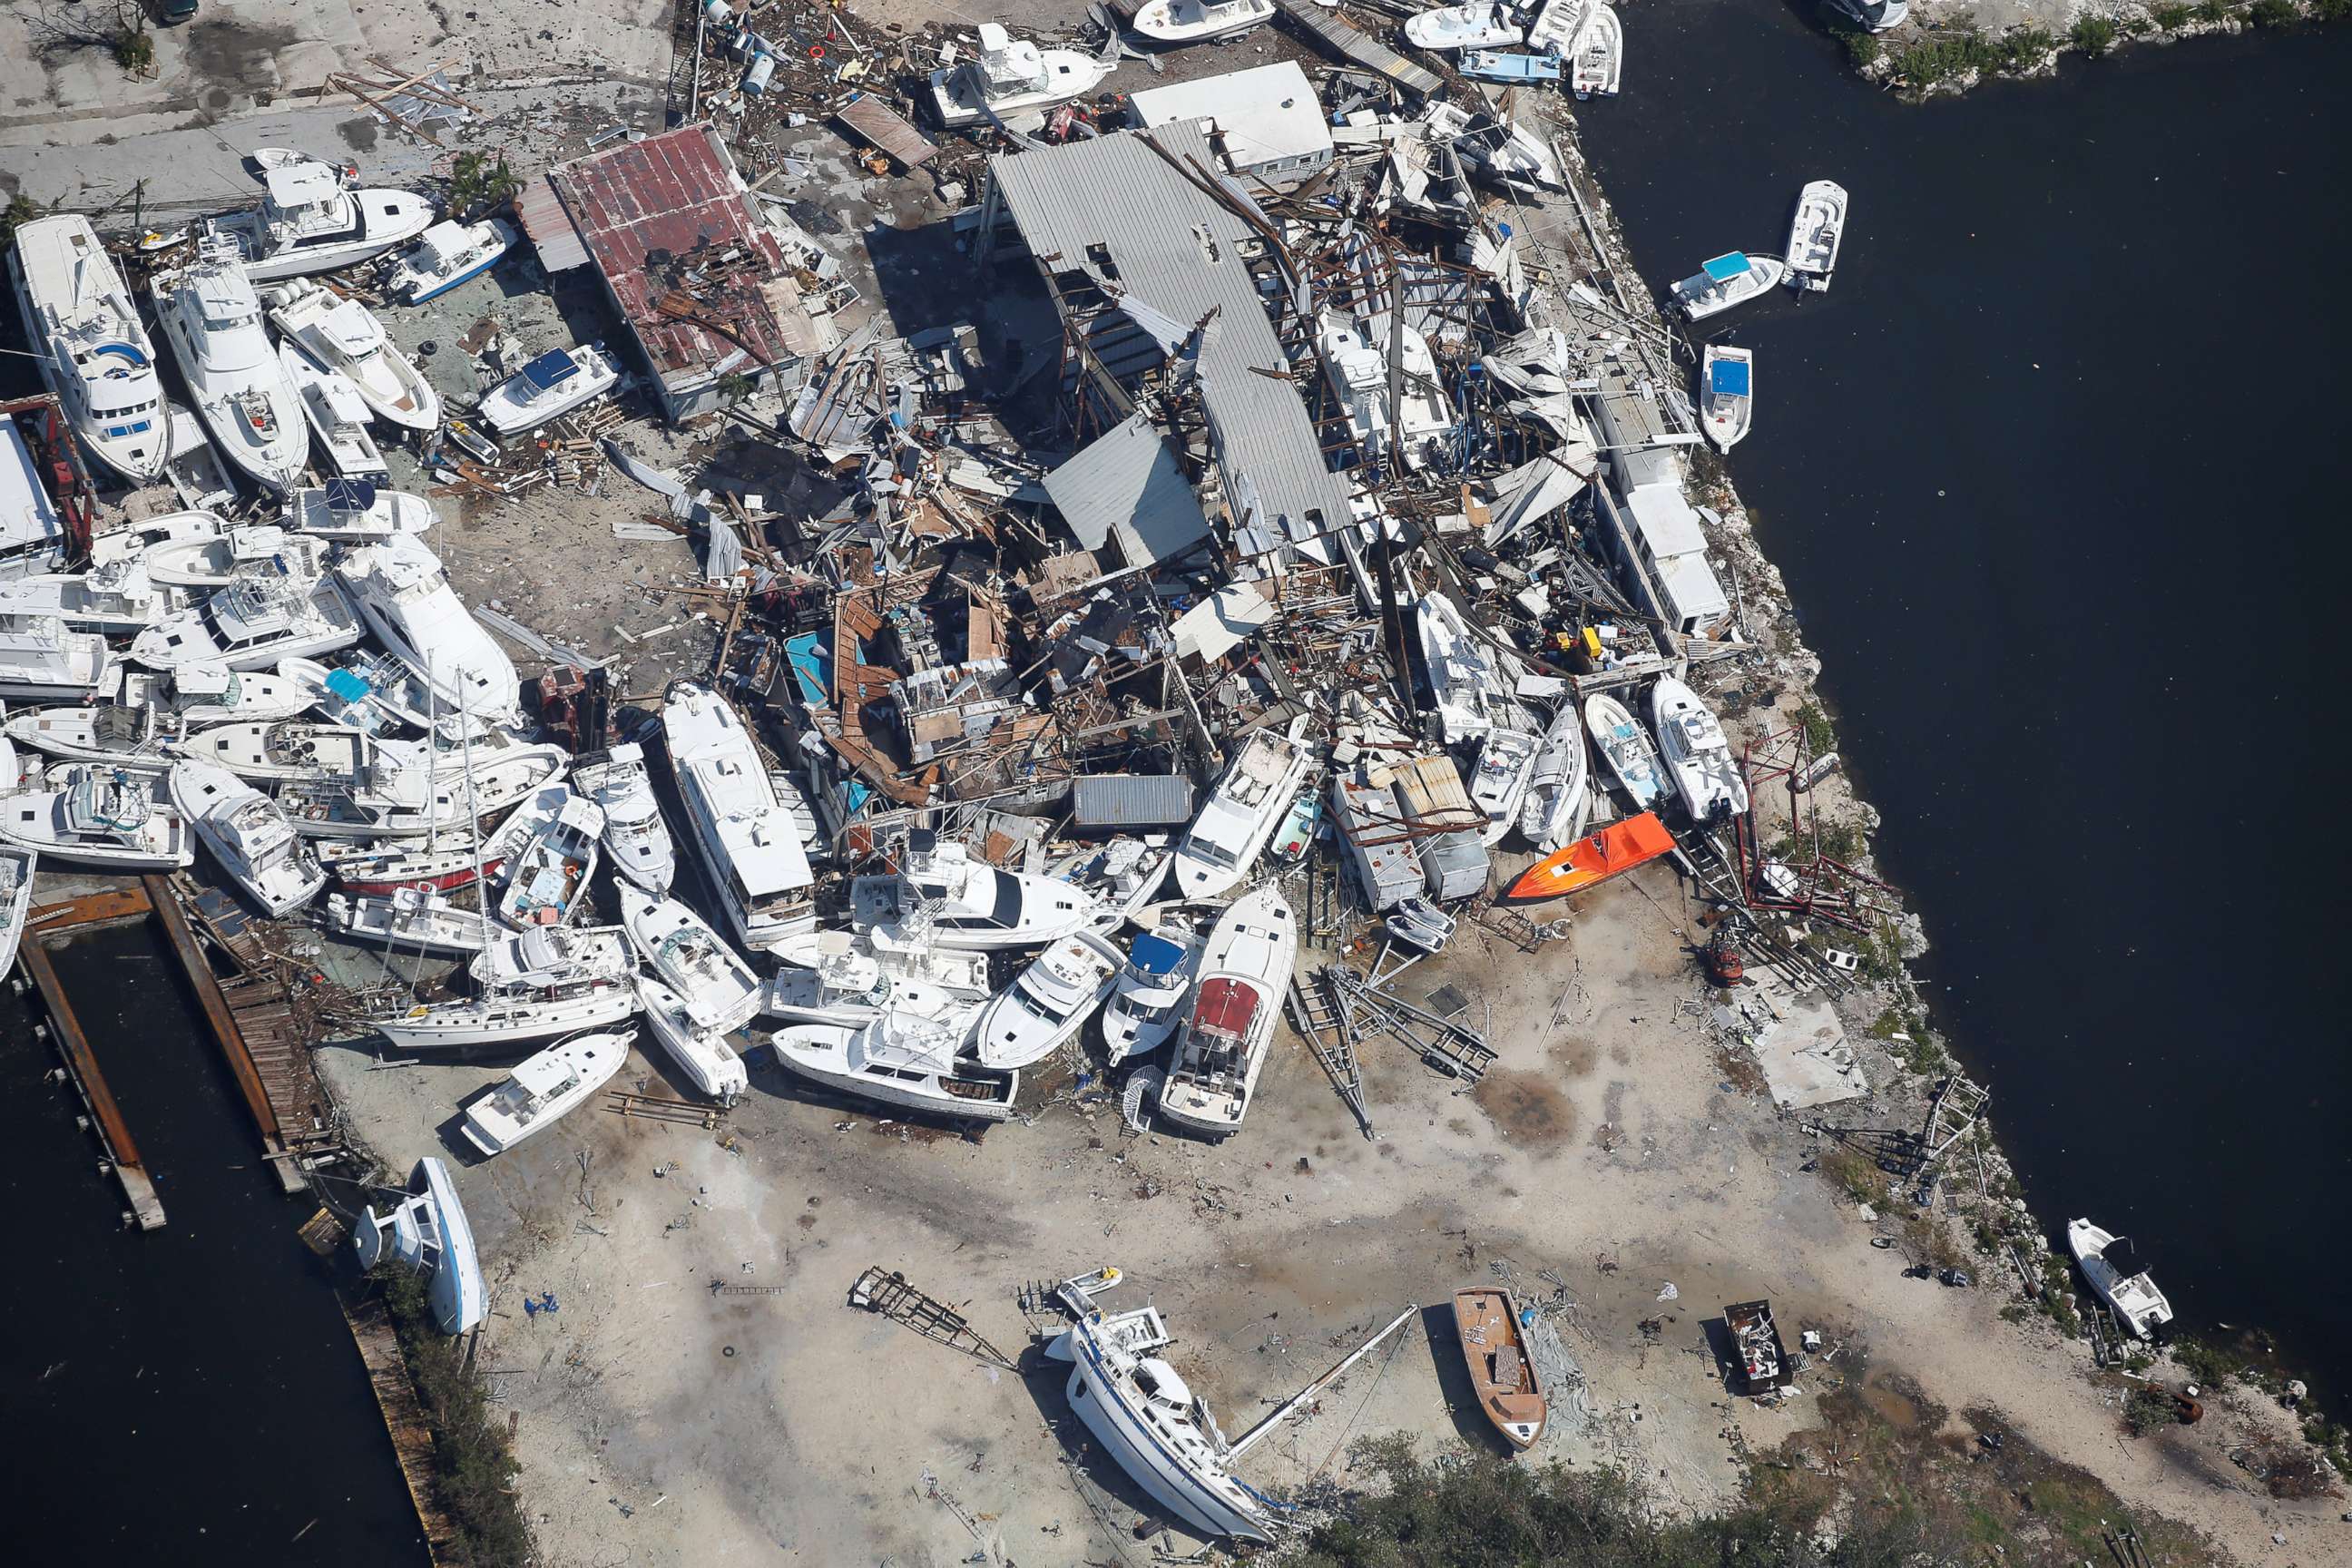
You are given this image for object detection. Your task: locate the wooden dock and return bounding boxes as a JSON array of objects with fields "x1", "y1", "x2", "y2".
[
  {"x1": 1272, "y1": 0, "x2": 1442, "y2": 99},
  {"x1": 19, "y1": 885, "x2": 167, "y2": 1230},
  {"x1": 339, "y1": 1295, "x2": 461, "y2": 1564}
]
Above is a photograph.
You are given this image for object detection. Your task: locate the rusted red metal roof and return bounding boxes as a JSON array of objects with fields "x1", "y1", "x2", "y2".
[{"x1": 546, "y1": 123, "x2": 792, "y2": 389}]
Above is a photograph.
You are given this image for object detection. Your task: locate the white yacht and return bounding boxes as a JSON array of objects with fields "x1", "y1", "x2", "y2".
[
  {"x1": 267, "y1": 280, "x2": 443, "y2": 434},
  {"x1": 0, "y1": 842, "x2": 35, "y2": 981},
  {"x1": 1405, "y1": 3, "x2": 1526, "y2": 49},
  {"x1": 383, "y1": 218, "x2": 515, "y2": 305},
  {"x1": 770, "y1": 1010, "x2": 1019, "y2": 1122},
  {"x1": 2066, "y1": 1220, "x2": 2174, "y2": 1340},
  {"x1": 930, "y1": 22, "x2": 1112, "y2": 128},
  {"x1": 1102, "y1": 919, "x2": 1206, "y2": 1063},
  {"x1": 324, "y1": 887, "x2": 491, "y2": 956},
  {"x1": 1784, "y1": 180, "x2": 1848, "y2": 293},
  {"x1": 460, "y1": 1029, "x2": 631, "y2": 1157},
  {"x1": 0, "y1": 558, "x2": 185, "y2": 635},
  {"x1": 87, "y1": 509, "x2": 223, "y2": 571},
  {"x1": 636, "y1": 974, "x2": 750, "y2": 1104},
  {"x1": 0, "y1": 610, "x2": 114, "y2": 702},
  {"x1": 1316, "y1": 314, "x2": 1454, "y2": 472},
  {"x1": 132, "y1": 559, "x2": 360, "y2": 672},
  {"x1": 1701, "y1": 344, "x2": 1754, "y2": 452},
  {"x1": 1649, "y1": 676, "x2": 1749, "y2": 823},
  {"x1": 1170, "y1": 724, "x2": 1313, "y2": 900},
  {"x1": 0, "y1": 763, "x2": 192, "y2": 869},
  {"x1": 761, "y1": 924, "x2": 993, "y2": 1028},
  {"x1": 352, "y1": 1158, "x2": 486, "y2": 1335},
  {"x1": 1518, "y1": 701, "x2": 1590, "y2": 852},
  {"x1": 616, "y1": 883, "x2": 762, "y2": 1034},
  {"x1": 142, "y1": 522, "x2": 322, "y2": 590},
  {"x1": 1156, "y1": 884, "x2": 1297, "y2": 1139},
  {"x1": 1671, "y1": 252, "x2": 1788, "y2": 322},
  {"x1": 173, "y1": 719, "x2": 401, "y2": 783},
  {"x1": 7, "y1": 214, "x2": 175, "y2": 483},
  {"x1": 970, "y1": 928, "x2": 1123, "y2": 1073},
  {"x1": 322, "y1": 836, "x2": 502, "y2": 897},
  {"x1": 573, "y1": 744, "x2": 674, "y2": 892},
  {"x1": 279, "y1": 344, "x2": 388, "y2": 484},
  {"x1": 334, "y1": 532, "x2": 520, "y2": 726},
  {"x1": 168, "y1": 758, "x2": 324, "y2": 916},
  {"x1": 1416, "y1": 592, "x2": 1525, "y2": 745},
  {"x1": 5, "y1": 666, "x2": 303, "y2": 766},
  {"x1": 1131, "y1": 0, "x2": 1273, "y2": 44},
  {"x1": 0, "y1": 425, "x2": 66, "y2": 583},
  {"x1": 490, "y1": 792, "x2": 603, "y2": 929},
  {"x1": 662, "y1": 683, "x2": 816, "y2": 950},
  {"x1": 1569, "y1": 4, "x2": 1623, "y2": 99},
  {"x1": 849, "y1": 831, "x2": 1096, "y2": 953},
  {"x1": 471, "y1": 924, "x2": 632, "y2": 988},
  {"x1": 1584, "y1": 691, "x2": 1667, "y2": 808},
  {"x1": 149, "y1": 235, "x2": 309, "y2": 493},
  {"x1": 476, "y1": 343, "x2": 624, "y2": 436},
  {"x1": 1422, "y1": 101, "x2": 1564, "y2": 191},
  {"x1": 276, "y1": 739, "x2": 560, "y2": 842},
  {"x1": 377, "y1": 973, "x2": 637, "y2": 1052},
  {"x1": 283, "y1": 482, "x2": 435, "y2": 542},
  {"x1": 211, "y1": 158, "x2": 435, "y2": 281},
  {"x1": 1052, "y1": 837, "x2": 1172, "y2": 930},
  {"x1": 1467, "y1": 723, "x2": 1541, "y2": 847},
  {"x1": 278, "y1": 655, "x2": 395, "y2": 734},
  {"x1": 1044, "y1": 1283, "x2": 1277, "y2": 1543}
]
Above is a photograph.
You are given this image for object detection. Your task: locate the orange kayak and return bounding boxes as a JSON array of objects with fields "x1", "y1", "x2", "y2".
[{"x1": 1497, "y1": 812, "x2": 1676, "y2": 904}]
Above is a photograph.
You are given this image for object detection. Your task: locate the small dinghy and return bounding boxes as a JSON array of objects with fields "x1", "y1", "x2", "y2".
[
  {"x1": 1518, "y1": 701, "x2": 1590, "y2": 852},
  {"x1": 1455, "y1": 1287, "x2": 1547, "y2": 1448},
  {"x1": 1406, "y1": 3, "x2": 1526, "y2": 51},
  {"x1": 382, "y1": 218, "x2": 515, "y2": 306},
  {"x1": 1784, "y1": 180, "x2": 1848, "y2": 293},
  {"x1": 1671, "y1": 253, "x2": 1788, "y2": 322},
  {"x1": 969, "y1": 927, "x2": 1123, "y2": 1072},
  {"x1": 1131, "y1": 0, "x2": 1273, "y2": 44},
  {"x1": 1700, "y1": 344, "x2": 1754, "y2": 452},
  {"x1": 477, "y1": 343, "x2": 623, "y2": 436},
  {"x1": 169, "y1": 758, "x2": 325, "y2": 916},
  {"x1": 2067, "y1": 1220, "x2": 2175, "y2": 1339},
  {"x1": 636, "y1": 974, "x2": 750, "y2": 1104},
  {"x1": 1583, "y1": 691, "x2": 1666, "y2": 808},
  {"x1": 1497, "y1": 812, "x2": 1676, "y2": 904},
  {"x1": 279, "y1": 343, "x2": 389, "y2": 485},
  {"x1": 771, "y1": 1011, "x2": 1018, "y2": 1123},
  {"x1": 618, "y1": 883, "x2": 763, "y2": 1034},
  {"x1": 460, "y1": 1029, "x2": 632, "y2": 1157},
  {"x1": 1568, "y1": 3, "x2": 1622, "y2": 99}
]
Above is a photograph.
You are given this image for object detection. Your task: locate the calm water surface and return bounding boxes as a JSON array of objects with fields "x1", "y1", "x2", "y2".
[{"x1": 1577, "y1": 9, "x2": 2352, "y2": 1390}]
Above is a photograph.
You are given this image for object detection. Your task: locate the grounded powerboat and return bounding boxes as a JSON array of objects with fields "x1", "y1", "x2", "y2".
[
  {"x1": 1583, "y1": 691, "x2": 1666, "y2": 808},
  {"x1": 663, "y1": 682, "x2": 816, "y2": 950},
  {"x1": 1466, "y1": 724, "x2": 1541, "y2": 846},
  {"x1": 1518, "y1": 701, "x2": 1590, "y2": 852},
  {"x1": 1785, "y1": 179, "x2": 1849, "y2": 293},
  {"x1": 279, "y1": 344, "x2": 389, "y2": 485},
  {"x1": 460, "y1": 1029, "x2": 631, "y2": 1157},
  {"x1": 267, "y1": 279, "x2": 443, "y2": 434},
  {"x1": 149, "y1": 235, "x2": 309, "y2": 493},
  {"x1": 2067, "y1": 1220, "x2": 2175, "y2": 1339},
  {"x1": 1155, "y1": 884, "x2": 1297, "y2": 1139},
  {"x1": 211, "y1": 157, "x2": 434, "y2": 281},
  {"x1": 334, "y1": 532, "x2": 520, "y2": 726},
  {"x1": 7, "y1": 214, "x2": 176, "y2": 484},
  {"x1": 969, "y1": 928, "x2": 1123, "y2": 1072},
  {"x1": 476, "y1": 343, "x2": 624, "y2": 436},
  {"x1": 324, "y1": 887, "x2": 492, "y2": 956},
  {"x1": 1102, "y1": 919, "x2": 1205, "y2": 1063},
  {"x1": 1671, "y1": 252, "x2": 1788, "y2": 322},
  {"x1": 1416, "y1": 592, "x2": 1526, "y2": 745},
  {"x1": 1170, "y1": 723, "x2": 1313, "y2": 900},
  {"x1": 849, "y1": 832, "x2": 1095, "y2": 953},
  {"x1": 0, "y1": 763, "x2": 192, "y2": 869},
  {"x1": 383, "y1": 218, "x2": 515, "y2": 305},
  {"x1": 0, "y1": 609, "x2": 115, "y2": 703},
  {"x1": 617, "y1": 882, "x2": 763, "y2": 1034},
  {"x1": 1316, "y1": 314, "x2": 1454, "y2": 472},
  {"x1": 1406, "y1": 3, "x2": 1527, "y2": 50},
  {"x1": 0, "y1": 843, "x2": 33, "y2": 980},
  {"x1": 1701, "y1": 344, "x2": 1754, "y2": 452},
  {"x1": 770, "y1": 1010, "x2": 1017, "y2": 1122},
  {"x1": 0, "y1": 425, "x2": 65, "y2": 582},
  {"x1": 488, "y1": 790, "x2": 603, "y2": 928},
  {"x1": 282, "y1": 482, "x2": 435, "y2": 542},
  {"x1": 1454, "y1": 1287, "x2": 1547, "y2": 1449},
  {"x1": 1650, "y1": 676, "x2": 1749, "y2": 824},
  {"x1": 761, "y1": 923, "x2": 993, "y2": 1028},
  {"x1": 1131, "y1": 0, "x2": 1273, "y2": 44},
  {"x1": 132, "y1": 559, "x2": 360, "y2": 671},
  {"x1": 573, "y1": 744, "x2": 674, "y2": 892},
  {"x1": 352, "y1": 1158, "x2": 486, "y2": 1335},
  {"x1": 168, "y1": 758, "x2": 325, "y2": 916},
  {"x1": 635, "y1": 974, "x2": 750, "y2": 1104},
  {"x1": 930, "y1": 23, "x2": 1112, "y2": 129}
]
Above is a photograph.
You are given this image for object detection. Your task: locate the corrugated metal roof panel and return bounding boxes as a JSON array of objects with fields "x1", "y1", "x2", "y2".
[
  {"x1": 1073, "y1": 774, "x2": 1196, "y2": 828},
  {"x1": 1041, "y1": 410, "x2": 1211, "y2": 564},
  {"x1": 987, "y1": 126, "x2": 1352, "y2": 554},
  {"x1": 514, "y1": 175, "x2": 590, "y2": 272}
]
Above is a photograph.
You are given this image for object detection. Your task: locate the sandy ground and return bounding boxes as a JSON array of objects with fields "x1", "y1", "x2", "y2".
[{"x1": 317, "y1": 831, "x2": 2342, "y2": 1565}]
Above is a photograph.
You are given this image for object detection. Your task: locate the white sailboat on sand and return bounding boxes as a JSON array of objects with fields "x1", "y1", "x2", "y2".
[
  {"x1": 460, "y1": 1029, "x2": 632, "y2": 1157},
  {"x1": 1155, "y1": 884, "x2": 1297, "y2": 1139}
]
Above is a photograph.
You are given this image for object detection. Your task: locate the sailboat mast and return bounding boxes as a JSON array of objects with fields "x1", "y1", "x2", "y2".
[{"x1": 1228, "y1": 1303, "x2": 1417, "y2": 1458}]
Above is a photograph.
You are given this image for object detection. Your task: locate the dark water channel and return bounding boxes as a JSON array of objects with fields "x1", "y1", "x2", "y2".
[{"x1": 1576, "y1": 8, "x2": 2352, "y2": 1393}]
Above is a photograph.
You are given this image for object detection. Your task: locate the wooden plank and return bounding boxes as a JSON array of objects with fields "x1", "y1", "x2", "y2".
[
  {"x1": 338, "y1": 1296, "x2": 463, "y2": 1562},
  {"x1": 20, "y1": 939, "x2": 166, "y2": 1230},
  {"x1": 24, "y1": 882, "x2": 152, "y2": 935}
]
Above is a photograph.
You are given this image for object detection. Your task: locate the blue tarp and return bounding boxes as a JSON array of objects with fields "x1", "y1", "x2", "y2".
[
  {"x1": 519, "y1": 348, "x2": 579, "y2": 394},
  {"x1": 1701, "y1": 253, "x2": 1751, "y2": 283},
  {"x1": 1709, "y1": 358, "x2": 1751, "y2": 396}
]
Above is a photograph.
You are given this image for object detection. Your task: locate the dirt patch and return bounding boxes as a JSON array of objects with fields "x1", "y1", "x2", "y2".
[
  {"x1": 336, "y1": 116, "x2": 380, "y2": 154},
  {"x1": 1548, "y1": 1034, "x2": 1599, "y2": 1078},
  {"x1": 1712, "y1": 1042, "x2": 1769, "y2": 1097},
  {"x1": 1859, "y1": 1377, "x2": 1923, "y2": 1430},
  {"x1": 183, "y1": 19, "x2": 297, "y2": 83},
  {"x1": 1471, "y1": 1071, "x2": 1576, "y2": 1153}
]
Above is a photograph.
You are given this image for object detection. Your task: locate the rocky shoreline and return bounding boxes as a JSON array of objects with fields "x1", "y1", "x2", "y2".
[{"x1": 1844, "y1": 0, "x2": 2343, "y2": 98}]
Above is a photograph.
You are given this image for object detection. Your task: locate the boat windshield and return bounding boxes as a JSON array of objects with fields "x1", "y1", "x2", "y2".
[{"x1": 985, "y1": 868, "x2": 1026, "y2": 929}]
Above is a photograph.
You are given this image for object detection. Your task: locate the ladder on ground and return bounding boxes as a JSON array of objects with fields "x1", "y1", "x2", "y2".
[
  {"x1": 603, "y1": 1091, "x2": 725, "y2": 1129},
  {"x1": 1328, "y1": 965, "x2": 1495, "y2": 1083},
  {"x1": 1287, "y1": 968, "x2": 1374, "y2": 1140},
  {"x1": 1917, "y1": 1078, "x2": 1988, "y2": 1169},
  {"x1": 848, "y1": 1267, "x2": 1015, "y2": 1370}
]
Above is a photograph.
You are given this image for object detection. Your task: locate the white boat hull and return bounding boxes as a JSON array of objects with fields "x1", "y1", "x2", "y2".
[
  {"x1": 377, "y1": 980, "x2": 637, "y2": 1052},
  {"x1": 638, "y1": 975, "x2": 750, "y2": 1103},
  {"x1": 771, "y1": 1021, "x2": 1019, "y2": 1122}
]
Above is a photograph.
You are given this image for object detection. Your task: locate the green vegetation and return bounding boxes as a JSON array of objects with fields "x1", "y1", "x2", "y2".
[
  {"x1": 113, "y1": 24, "x2": 152, "y2": 74},
  {"x1": 2195, "y1": 0, "x2": 2235, "y2": 21},
  {"x1": 376, "y1": 1266, "x2": 534, "y2": 1567},
  {"x1": 447, "y1": 152, "x2": 520, "y2": 220},
  {"x1": 1821, "y1": 1146, "x2": 1891, "y2": 1207},
  {"x1": 1793, "y1": 700, "x2": 1837, "y2": 756},
  {"x1": 2070, "y1": 13, "x2": 2121, "y2": 51},
  {"x1": 1837, "y1": 26, "x2": 1884, "y2": 66},
  {"x1": 2125, "y1": 1387, "x2": 2183, "y2": 1436},
  {"x1": 0, "y1": 194, "x2": 42, "y2": 249},
  {"x1": 1888, "y1": 29, "x2": 2000, "y2": 85},
  {"x1": 2168, "y1": 1334, "x2": 2243, "y2": 1390},
  {"x1": 2150, "y1": 1, "x2": 2194, "y2": 22},
  {"x1": 2003, "y1": 24, "x2": 2058, "y2": 64},
  {"x1": 716, "y1": 369, "x2": 758, "y2": 408},
  {"x1": 2249, "y1": 0, "x2": 2298, "y2": 22},
  {"x1": 2318, "y1": 0, "x2": 2352, "y2": 21}
]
